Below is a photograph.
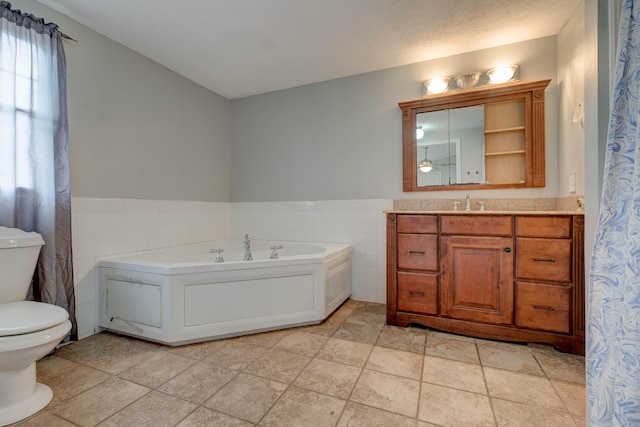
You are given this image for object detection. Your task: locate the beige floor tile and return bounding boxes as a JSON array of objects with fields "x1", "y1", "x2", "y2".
[
  {"x1": 337, "y1": 402, "x2": 416, "y2": 427},
  {"x1": 423, "y1": 355, "x2": 487, "y2": 394},
  {"x1": 37, "y1": 355, "x2": 78, "y2": 382},
  {"x1": 316, "y1": 337, "x2": 372, "y2": 367},
  {"x1": 43, "y1": 364, "x2": 111, "y2": 407},
  {"x1": 478, "y1": 344, "x2": 544, "y2": 376},
  {"x1": 98, "y1": 390, "x2": 197, "y2": 427},
  {"x1": 297, "y1": 318, "x2": 342, "y2": 337},
  {"x1": 244, "y1": 347, "x2": 311, "y2": 383},
  {"x1": 333, "y1": 322, "x2": 383, "y2": 345},
  {"x1": 552, "y1": 379, "x2": 586, "y2": 418},
  {"x1": 204, "y1": 373, "x2": 287, "y2": 423},
  {"x1": 52, "y1": 377, "x2": 150, "y2": 426},
  {"x1": 176, "y1": 407, "x2": 253, "y2": 427},
  {"x1": 428, "y1": 330, "x2": 476, "y2": 343},
  {"x1": 274, "y1": 331, "x2": 329, "y2": 356},
  {"x1": 11, "y1": 410, "x2": 76, "y2": 427},
  {"x1": 351, "y1": 369, "x2": 420, "y2": 417},
  {"x1": 293, "y1": 358, "x2": 361, "y2": 399},
  {"x1": 365, "y1": 346, "x2": 423, "y2": 380},
  {"x1": 484, "y1": 366, "x2": 566, "y2": 411},
  {"x1": 492, "y1": 398, "x2": 576, "y2": 427},
  {"x1": 261, "y1": 386, "x2": 345, "y2": 427},
  {"x1": 157, "y1": 362, "x2": 237, "y2": 404},
  {"x1": 167, "y1": 339, "x2": 228, "y2": 360},
  {"x1": 417, "y1": 422, "x2": 443, "y2": 427},
  {"x1": 232, "y1": 328, "x2": 290, "y2": 347},
  {"x1": 343, "y1": 310, "x2": 386, "y2": 328},
  {"x1": 425, "y1": 334, "x2": 480, "y2": 364},
  {"x1": 376, "y1": 325, "x2": 427, "y2": 353},
  {"x1": 532, "y1": 348, "x2": 586, "y2": 384},
  {"x1": 118, "y1": 351, "x2": 196, "y2": 388},
  {"x1": 56, "y1": 333, "x2": 162, "y2": 375},
  {"x1": 418, "y1": 382, "x2": 494, "y2": 427},
  {"x1": 201, "y1": 341, "x2": 265, "y2": 370}
]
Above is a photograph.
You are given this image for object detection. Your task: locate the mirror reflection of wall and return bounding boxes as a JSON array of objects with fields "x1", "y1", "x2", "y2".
[{"x1": 416, "y1": 105, "x2": 485, "y2": 187}]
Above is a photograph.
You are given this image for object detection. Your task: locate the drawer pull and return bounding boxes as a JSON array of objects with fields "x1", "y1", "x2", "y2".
[
  {"x1": 408, "y1": 291, "x2": 426, "y2": 297},
  {"x1": 533, "y1": 258, "x2": 556, "y2": 263},
  {"x1": 504, "y1": 247, "x2": 511, "y2": 253},
  {"x1": 532, "y1": 305, "x2": 555, "y2": 311},
  {"x1": 408, "y1": 251, "x2": 426, "y2": 255}
]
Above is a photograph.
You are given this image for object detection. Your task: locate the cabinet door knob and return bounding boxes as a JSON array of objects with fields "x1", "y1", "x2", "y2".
[{"x1": 504, "y1": 247, "x2": 511, "y2": 253}]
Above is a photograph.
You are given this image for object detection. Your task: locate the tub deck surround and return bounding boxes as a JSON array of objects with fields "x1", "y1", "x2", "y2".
[
  {"x1": 386, "y1": 210, "x2": 585, "y2": 355},
  {"x1": 98, "y1": 241, "x2": 352, "y2": 346}
]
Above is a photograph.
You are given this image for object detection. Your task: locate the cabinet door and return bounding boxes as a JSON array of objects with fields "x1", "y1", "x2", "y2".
[{"x1": 441, "y1": 236, "x2": 514, "y2": 324}]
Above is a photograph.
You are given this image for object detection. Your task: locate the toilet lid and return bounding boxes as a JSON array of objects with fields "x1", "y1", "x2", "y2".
[{"x1": 0, "y1": 301, "x2": 69, "y2": 336}]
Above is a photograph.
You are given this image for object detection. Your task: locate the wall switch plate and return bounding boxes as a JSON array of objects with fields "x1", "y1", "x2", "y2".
[{"x1": 569, "y1": 172, "x2": 576, "y2": 193}]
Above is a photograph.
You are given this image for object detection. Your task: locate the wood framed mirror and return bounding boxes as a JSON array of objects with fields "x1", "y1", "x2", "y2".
[{"x1": 400, "y1": 79, "x2": 551, "y2": 192}]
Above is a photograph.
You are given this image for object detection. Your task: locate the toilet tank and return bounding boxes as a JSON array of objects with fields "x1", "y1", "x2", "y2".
[{"x1": 0, "y1": 227, "x2": 45, "y2": 304}]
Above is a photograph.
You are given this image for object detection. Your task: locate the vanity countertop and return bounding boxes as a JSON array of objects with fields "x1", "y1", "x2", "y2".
[{"x1": 385, "y1": 210, "x2": 584, "y2": 215}]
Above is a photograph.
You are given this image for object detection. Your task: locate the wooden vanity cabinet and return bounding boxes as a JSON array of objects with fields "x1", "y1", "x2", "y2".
[{"x1": 387, "y1": 212, "x2": 585, "y2": 355}]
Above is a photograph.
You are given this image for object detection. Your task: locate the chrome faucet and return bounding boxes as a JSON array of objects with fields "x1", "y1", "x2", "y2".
[
  {"x1": 270, "y1": 245, "x2": 283, "y2": 259},
  {"x1": 243, "y1": 234, "x2": 252, "y2": 261},
  {"x1": 465, "y1": 193, "x2": 472, "y2": 211},
  {"x1": 210, "y1": 248, "x2": 224, "y2": 263}
]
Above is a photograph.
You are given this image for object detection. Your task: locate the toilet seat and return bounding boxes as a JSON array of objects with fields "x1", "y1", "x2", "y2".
[{"x1": 0, "y1": 301, "x2": 69, "y2": 337}]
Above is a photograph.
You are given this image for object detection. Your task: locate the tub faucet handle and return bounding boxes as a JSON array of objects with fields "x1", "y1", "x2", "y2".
[
  {"x1": 270, "y1": 245, "x2": 283, "y2": 259},
  {"x1": 210, "y1": 248, "x2": 224, "y2": 263},
  {"x1": 243, "y1": 234, "x2": 252, "y2": 261}
]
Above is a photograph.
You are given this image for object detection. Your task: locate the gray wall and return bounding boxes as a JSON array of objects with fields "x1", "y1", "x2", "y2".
[
  {"x1": 12, "y1": 0, "x2": 231, "y2": 202},
  {"x1": 231, "y1": 37, "x2": 559, "y2": 202}
]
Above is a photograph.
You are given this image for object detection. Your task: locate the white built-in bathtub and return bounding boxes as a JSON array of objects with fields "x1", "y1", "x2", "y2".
[{"x1": 98, "y1": 240, "x2": 352, "y2": 345}]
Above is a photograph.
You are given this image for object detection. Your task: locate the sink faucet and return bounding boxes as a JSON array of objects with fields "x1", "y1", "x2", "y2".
[
  {"x1": 465, "y1": 193, "x2": 472, "y2": 211},
  {"x1": 243, "y1": 234, "x2": 252, "y2": 261}
]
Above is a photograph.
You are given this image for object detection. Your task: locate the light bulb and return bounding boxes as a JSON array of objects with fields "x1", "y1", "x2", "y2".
[
  {"x1": 487, "y1": 65, "x2": 518, "y2": 84},
  {"x1": 424, "y1": 77, "x2": 450, "y2": 95}
]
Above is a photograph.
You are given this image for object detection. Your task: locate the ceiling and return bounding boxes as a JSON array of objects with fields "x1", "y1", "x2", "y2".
[{"x1": 39, "y1": 0, "x2": 581, "y2": 99}]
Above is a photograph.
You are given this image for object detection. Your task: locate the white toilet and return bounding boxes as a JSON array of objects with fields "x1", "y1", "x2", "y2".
[{"x1": 0, "y1": 227, "x2": 71, "y2": 425}]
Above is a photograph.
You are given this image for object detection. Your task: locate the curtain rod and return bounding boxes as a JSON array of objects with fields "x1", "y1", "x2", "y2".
[{"x1": 60, "y1": 32, "x2": 77, "y2": 42}]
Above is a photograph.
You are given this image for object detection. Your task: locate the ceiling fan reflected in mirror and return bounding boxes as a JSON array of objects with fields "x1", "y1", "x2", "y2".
[{"x1": 418, "y1": 146, "x2": 434, "y2": 173}]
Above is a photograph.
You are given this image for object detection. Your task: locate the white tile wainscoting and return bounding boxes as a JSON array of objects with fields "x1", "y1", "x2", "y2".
[{"x1": 70, "y1": 197, "x2": 391, "y2": 339}]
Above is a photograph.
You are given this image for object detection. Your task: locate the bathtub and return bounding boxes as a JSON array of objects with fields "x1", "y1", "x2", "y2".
[{"x1": 98, "y1": 240, "x2": 352, "y2": 345}]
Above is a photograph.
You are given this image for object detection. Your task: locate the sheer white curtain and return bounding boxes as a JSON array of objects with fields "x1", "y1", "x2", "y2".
[
  {"x1": 588, "y1": 0, "x2": 640, "y2": 424},
  {"x1": 0, "y1": 1, "x2": 75, "y2": 339}
]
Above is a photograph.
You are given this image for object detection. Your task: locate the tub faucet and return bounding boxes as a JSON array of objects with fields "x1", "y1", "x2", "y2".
[
  {"x1": 465, "y1": 193, "x2": 472, "y2": 211},
  {"x1": 210, "y1": 248, "x2": 224, "y2": 263},
  {"x1": 270, "y1": 245, "x2": 283, "y2": 259},
  {"x1": 243, "y1": 234, "x2": 252, "y2": 261}
]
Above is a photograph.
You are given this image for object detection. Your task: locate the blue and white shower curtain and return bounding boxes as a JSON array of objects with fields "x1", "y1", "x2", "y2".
[{"x1": 588, "y1": 0, "x2": 640, "y2": 425}]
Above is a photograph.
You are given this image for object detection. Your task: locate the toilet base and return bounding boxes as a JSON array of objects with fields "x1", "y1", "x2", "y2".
[{"x1": 0, "y1": 381, "x2": 52, "y2": 426}]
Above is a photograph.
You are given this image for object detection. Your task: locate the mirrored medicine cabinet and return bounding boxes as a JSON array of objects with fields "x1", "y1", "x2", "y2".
[{"x1": 399, "y1": 79, "x2": 551, "y2": 192}]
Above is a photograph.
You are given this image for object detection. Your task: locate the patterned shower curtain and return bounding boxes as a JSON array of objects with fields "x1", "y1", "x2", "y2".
[{"x1": 588, "y1": 0, "x2": 640, "y2": 424}]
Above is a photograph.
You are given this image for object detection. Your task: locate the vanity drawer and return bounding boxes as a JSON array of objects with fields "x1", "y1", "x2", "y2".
[
  {"x1": 397, "y1": 234, "x2": 438, "y2": 271},
  {"x1": 515, "y1": 281, "x2": 571, "y2": 334},
  {"x1": 441, "y1": 215, "x2": 512, "y2": 236},
  {"x1": 516, "y1": 238, "x2": 571, "y2": 282},
  {"x1": 397, "y1": 215, "x2": 438, "y2": 234},
  {"x1": 397, "y1": 271, "x2": 438, "y2": 315},
  {"x1": 516, "y1": 216, "x2": 572, "y2": 238}
]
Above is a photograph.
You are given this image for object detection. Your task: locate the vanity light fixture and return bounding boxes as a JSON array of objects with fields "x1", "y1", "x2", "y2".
[
  {"x1": 422, "y1": 65, "x2": 520, "y2": 97},
  {"x1": 487, "y1": 65, "x2": 519, "y2": 84},
  {"x1": 416, "y1": 126, "x2": 424, "y2": 140},
  {"x1": 423, "y1": 77, "x2": 450, "y2": 95},
  {"x1": 418, "y1": 146, "x2": 433, "y2": 173}
]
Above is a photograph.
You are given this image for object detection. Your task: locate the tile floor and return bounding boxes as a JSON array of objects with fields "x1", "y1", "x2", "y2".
[{"x1": 14, "y1": 300, "x2": 585, "y2": 426}]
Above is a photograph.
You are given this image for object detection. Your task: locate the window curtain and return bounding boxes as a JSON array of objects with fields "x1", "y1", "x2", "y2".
[
  {"x1": 0, "y1": 1, "x2": 76, "y2": 340},
  {"x1": 588, "y1": 0, "x2": 640, "y2": 424}
]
